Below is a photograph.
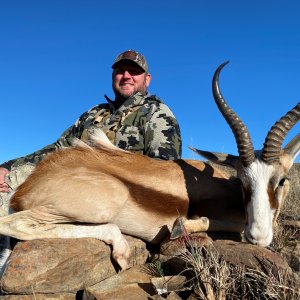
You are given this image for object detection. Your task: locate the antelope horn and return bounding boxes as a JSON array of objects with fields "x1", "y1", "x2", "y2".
[
  {"x1": 212, "y1": 62, "x2": 255, "y2": 167},
  {"x1": 262, "y1": 102, "x2": 300, "y2": 163}
]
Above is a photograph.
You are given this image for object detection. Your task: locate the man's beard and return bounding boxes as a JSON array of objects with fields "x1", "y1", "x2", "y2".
[
  {"x1": 114, "y1": 89, "x2": 135, "y2": 100},
  {"x1": 113, "y1": 84, "x2": 147, "y2": 100}
]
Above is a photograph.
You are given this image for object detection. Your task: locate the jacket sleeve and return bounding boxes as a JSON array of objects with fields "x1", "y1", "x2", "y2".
[{"x1": 144, "y1": 103, "x2": 182, "y2": 160}]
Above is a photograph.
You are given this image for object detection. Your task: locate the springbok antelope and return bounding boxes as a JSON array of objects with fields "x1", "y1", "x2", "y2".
[{"x1": 0, "y1": 62, "x2": 299, "y2": 271}]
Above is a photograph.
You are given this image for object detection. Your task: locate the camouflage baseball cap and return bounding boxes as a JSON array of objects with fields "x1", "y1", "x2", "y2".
[{"x1": 112, "y1": 50, "x2": 148, "y2": 72}]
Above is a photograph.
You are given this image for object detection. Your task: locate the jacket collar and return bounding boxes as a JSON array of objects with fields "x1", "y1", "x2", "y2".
[{"x1": 104, "y1": 92, "x2": 150, "y2": 113}]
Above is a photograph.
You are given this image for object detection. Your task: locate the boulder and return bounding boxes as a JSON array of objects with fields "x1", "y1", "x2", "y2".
[
  {"x1": 84, "y1": 265, "x2": 186, "y2": 300},
  {"x1": 84, "y1": 265, "x2": 155, "y2": 300},
  {"x1": 160, "y1": 237, "x2": 293, "y2": 275},
  {"x1": 1, "y1": 235, "x2": 148, "y2": 295},
  {"x1": 1, "y1": 293, "x2": 75, "y2": 299}
]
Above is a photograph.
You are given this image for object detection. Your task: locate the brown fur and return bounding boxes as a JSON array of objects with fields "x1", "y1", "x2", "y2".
[{"x1": 9, "y1": 140, "x2": 244, "y2": 244}]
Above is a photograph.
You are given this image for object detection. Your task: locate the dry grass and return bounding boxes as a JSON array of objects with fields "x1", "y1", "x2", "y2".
[
  {"x1": 272, "y1": 221, "x2": 299, "y2": 252},
  {"x1": 282, "y1": 163, "x2": 300, "y2": 219},
  {"x1": 272, "y1": 164, "x2": 299, "y2": 253},
  {"x1": 179, "y1": 235, "x2": 299, "y2": 300}
]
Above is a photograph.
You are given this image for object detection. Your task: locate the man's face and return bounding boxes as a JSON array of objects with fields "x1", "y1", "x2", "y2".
[{"x1": 112, "y1": 62, "x2": 151, "y2": 99}]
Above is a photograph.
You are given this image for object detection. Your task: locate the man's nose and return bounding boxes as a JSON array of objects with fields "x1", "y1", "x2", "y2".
[{"x1": 122, "y1": 70, "x2": 131, "y2": 77}]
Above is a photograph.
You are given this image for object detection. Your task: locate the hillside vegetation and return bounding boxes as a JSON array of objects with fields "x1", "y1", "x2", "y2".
[{"x1": 284, "y1": 163, "x2": 300, "y2": 218}]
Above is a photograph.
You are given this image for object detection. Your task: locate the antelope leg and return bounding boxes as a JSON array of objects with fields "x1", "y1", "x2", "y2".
[
  {"x1": 170, "y1": 216, "x2": 244, "y2": 239},
  {"x1": 0, "y1": 210, "x2": 130, "y2": 270}
]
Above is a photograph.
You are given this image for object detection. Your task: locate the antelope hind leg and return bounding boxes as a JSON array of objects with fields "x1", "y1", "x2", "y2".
[{"x1": 0, "y1": 210, "x2": 130, "y2": 270}]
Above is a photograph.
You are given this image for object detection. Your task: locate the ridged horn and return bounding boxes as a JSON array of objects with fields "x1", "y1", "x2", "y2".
[
  {"x1": 212, "y1": 62, "x2": 255, "y2": 167},
  {"x1": 262, "y1": 102, "x2": 300, "y2": 163}
]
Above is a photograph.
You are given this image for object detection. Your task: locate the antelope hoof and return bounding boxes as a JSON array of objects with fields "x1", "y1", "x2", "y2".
[
  {"x1": 170, "y1": 217, "x2": 187, "y2": 240},
  {"x1": 115, "y1": 255, "x2": 130, "y2": 271},
  {"x1": 112, "y1": 237, "x2": 131, "y2": 270}
]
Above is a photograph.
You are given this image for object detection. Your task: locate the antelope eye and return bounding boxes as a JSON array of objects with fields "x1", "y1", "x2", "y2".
[{"x1": 278, "y1": 178, "x2": 287, "y2": 187}]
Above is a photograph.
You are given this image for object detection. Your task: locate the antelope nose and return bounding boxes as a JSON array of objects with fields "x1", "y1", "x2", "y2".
[
  {"x1": 245, "y1": 231, "x2": 257, "y2": 244},
  {"x1": 245, "y1": 229, "x2": 272, "y2": 247}
]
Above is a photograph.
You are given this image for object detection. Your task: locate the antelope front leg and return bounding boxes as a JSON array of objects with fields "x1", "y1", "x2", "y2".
[
  {"x1": 170, "y1": 216, "x2": 244, "y2": 239},
  {"x1": 52, "y1": 222, "x2": 131, "y2": 270},
  {"x1": 0, "y1": 210, "x2": 130, "y2": 270},
  {"x1": 170, "y1": 216, "x2": 210, "y2": 239}
]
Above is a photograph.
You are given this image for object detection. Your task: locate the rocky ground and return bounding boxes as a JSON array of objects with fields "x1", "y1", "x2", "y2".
[{"x1": 0, "y1": 228, "x2": 298, "y2": 299}]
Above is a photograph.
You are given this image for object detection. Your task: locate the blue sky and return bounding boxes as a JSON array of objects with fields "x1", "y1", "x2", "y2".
[{"x1": 0, "y1": 1, "x2": 299, "y2": 163}]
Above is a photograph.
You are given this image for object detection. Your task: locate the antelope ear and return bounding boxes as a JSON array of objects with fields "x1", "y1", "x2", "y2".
[
  {"x1": 284, "y1": 133, "x2": 300, "y2": 163},
  {"x1": 189, "y1": 146, "x2": 239, "y2": 168}
]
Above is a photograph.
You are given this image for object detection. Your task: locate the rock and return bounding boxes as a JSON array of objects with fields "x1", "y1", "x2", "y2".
[
  {"x1": 212, "y1": 240, "x2": 292, "y2": 273},
  {"x1": 155, "y1": 255, "x2": 188, "y2": 276},
  {"x1": 127, "y1": 235, "x2": 149, "y2": 266},
  {"x1": 151, "y1": 275, "x2": 186, "y2": 295},
  {"x1": 159, "y1": 238, "x2": 292, "y2": 276},
  {"x1": 84, "y1": 265, "x2": 156, "y2": 300},
  {"x1": 1, "y1": 235, "x2": 148, "y2": 295},
  {"x1": 1, "y1": 293, "x2": 75, "y2": 299},
  {"x1": 166, "y1": 291, "x2": 182, "y2": 300},
  {"x1": 160, "y1": 233, "x2": 212, "y2": 256},
  {"x1": 1, "y1": 238, "x2": 115, "y2": 294}
]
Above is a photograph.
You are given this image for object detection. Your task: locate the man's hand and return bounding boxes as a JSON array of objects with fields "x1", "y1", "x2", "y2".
[{"x1": 0, "y1": 167, "x2": 9, "y2": 193}]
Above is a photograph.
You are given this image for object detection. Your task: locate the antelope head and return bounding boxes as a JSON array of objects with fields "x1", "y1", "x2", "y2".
[{"x1": 193, "y1": 62, "x2": 300, "y2": 247}]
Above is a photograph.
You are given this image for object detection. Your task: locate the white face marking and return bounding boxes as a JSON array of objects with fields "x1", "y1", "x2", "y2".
[{"x1": 240, "y1": 160, "x2": 276, "y2": 247}]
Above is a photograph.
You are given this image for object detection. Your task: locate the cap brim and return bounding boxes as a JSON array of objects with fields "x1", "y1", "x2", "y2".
[{"x1": 112, "y1": 59, "x2": 147, "y2": 72}]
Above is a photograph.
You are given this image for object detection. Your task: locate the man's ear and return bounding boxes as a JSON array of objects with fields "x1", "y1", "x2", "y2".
[{"x1": 145, "y1": 73, "x2": 152, "y2": 87}]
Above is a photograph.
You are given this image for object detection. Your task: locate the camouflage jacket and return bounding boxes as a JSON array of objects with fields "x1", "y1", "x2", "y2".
[{"x1": 1, "y1": 93, "x2": 182, "y2": 171}]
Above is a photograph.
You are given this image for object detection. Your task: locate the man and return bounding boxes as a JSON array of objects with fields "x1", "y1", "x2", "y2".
[{"x1": 0, "y1": 50, "x2": 182, "y2": 193}]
